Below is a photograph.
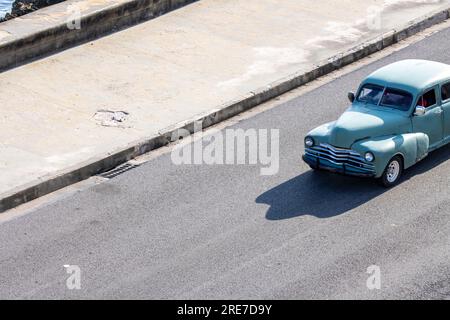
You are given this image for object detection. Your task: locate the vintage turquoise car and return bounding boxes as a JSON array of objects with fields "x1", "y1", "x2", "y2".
[{"x1": 302, "y1": 59, "x2": 450, "y2": 187}]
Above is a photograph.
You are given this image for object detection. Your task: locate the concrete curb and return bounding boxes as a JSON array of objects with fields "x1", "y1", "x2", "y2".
[
  {"x1": 1, "y1": 7, "x2": 450, "y2": 213},
  {"x1": 0, "y1": 0, "x2": 198, "y2": 71}
]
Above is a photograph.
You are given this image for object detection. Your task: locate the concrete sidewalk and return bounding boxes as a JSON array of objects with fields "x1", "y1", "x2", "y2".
[{"x1": 1, "y1": 0, "x2": 450, "y2": 211}]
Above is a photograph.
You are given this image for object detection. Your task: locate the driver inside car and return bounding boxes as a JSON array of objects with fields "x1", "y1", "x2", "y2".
[{"x1": 417, "y1": 95, "x2": 428, "y2": 108}]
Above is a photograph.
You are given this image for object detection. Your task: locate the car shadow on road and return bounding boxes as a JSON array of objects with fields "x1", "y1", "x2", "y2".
[{"x1": 257, "y1": 145, "x2": 450, "y2": 220}]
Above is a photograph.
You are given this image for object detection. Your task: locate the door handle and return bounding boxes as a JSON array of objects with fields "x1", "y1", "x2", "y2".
[{"x1": 435, "y1": 108, "x2": 443, "y2": 114}]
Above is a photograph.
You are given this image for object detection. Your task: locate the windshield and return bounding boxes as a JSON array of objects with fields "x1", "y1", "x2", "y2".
[
  {"x1": 380, "y1": 88, "x2": 413, "y2": 111},
  {"x1": 357, "y1": 84, "x2": 383, "y2": 105},
  {"x1": 357, "y1": 84, "x2": 413, "y2": 111}
]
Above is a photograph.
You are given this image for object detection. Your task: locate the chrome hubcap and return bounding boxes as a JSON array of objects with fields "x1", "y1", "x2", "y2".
[{"x1": 386, "y1": 160, "x2": 400, "y2": 183}]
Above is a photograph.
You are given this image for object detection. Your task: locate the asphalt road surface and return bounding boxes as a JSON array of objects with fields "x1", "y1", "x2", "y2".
[{"x1": 2, "y1": 26, "x2": 450, "y2": 300}]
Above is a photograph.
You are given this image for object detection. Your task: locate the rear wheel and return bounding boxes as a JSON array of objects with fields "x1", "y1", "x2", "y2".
[{"x1": 379, "y1": 156, "x2": 403, "y2": 187}]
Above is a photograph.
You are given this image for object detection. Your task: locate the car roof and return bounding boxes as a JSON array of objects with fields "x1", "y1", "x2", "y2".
[{"x1": 362, "y1": 59, "x2": 450, "y2": 95}]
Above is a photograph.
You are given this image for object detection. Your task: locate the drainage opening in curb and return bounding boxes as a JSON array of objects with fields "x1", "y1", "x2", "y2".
[{"x1": 98, "y1": 162, "x2": 140, "y2": 179}]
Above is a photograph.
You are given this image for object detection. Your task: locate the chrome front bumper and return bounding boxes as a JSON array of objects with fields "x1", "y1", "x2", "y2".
[{"x1": 303, "y1": 144, "x2": 375, "y2": 177}]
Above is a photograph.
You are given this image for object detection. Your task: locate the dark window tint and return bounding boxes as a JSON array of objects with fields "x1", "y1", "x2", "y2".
[
  {"x1": 442, "y1": 83, "x2": 450, "y2": 102},
  {"x1": 417, "y1": 89, "x2": 436, "y2": 108},
  {"x1": 357, "y1": 84, "x2": 384, "y2": 105},
  {"x1": 380, "y1": 88, "x2": 413, "y2": 111}
]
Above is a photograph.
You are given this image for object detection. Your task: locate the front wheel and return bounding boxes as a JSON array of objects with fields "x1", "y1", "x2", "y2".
[{"x1": 379, "y1": 156, "x2": 403, "y2": 187}]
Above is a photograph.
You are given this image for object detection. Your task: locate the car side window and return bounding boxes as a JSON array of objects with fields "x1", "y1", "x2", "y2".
[
  {"x1": 416, "y1": 89, "x2": 437, "y2": 108},
  {"x1": 442, "y1": 82, "x2": 450, "y2": 102}
]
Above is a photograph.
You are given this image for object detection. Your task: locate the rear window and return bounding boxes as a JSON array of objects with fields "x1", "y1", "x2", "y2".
[
  {"x1": 442, "y1": 82, "x2": 450, "y2": 102},
  {"x1": 380, "y1": 88, "x2": 413, "y2": 111}
]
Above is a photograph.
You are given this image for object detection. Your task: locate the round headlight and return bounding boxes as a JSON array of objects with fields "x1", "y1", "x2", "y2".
[
  {"x1": 364, "y1": 152, "x2": 374, "y2": 162},
  {"x1": 305, "y1": 137, "x2": 314, "y2": 147}
]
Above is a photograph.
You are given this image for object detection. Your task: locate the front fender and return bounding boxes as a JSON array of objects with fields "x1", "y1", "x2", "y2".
[{"x1": 352, "y1": 133, "x2": 429, "y2": 178}]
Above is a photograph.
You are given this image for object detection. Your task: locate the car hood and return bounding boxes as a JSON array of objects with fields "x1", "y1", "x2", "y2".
[{"x1": 327, "y1": 105, "x2": 411, "y2": 148}]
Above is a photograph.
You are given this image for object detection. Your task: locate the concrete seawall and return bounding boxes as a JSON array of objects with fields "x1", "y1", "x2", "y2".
[{"x1": 0, "y1": 0, "x2": 197, "y2": 71}]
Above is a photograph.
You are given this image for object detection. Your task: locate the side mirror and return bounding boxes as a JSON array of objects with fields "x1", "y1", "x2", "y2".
[
  {"x1": 414, "y1": 105, "x2": 426, "y2": 116},
  {"x1": 348, "y1": 92, "x2": 355, "y2": 103}
]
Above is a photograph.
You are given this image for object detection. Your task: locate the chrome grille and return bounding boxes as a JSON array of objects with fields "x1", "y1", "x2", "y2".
[{"x1": 305, "y1": 143, "x2": 375, "y2": 172}]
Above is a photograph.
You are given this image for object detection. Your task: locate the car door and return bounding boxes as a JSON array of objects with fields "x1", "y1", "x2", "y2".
[
  {"x1": 440, "y1": 81, "x2": 450, "y2": 138},
  {"x1": 412, "y1": 87, "x2": 443, "y2": 148}
]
